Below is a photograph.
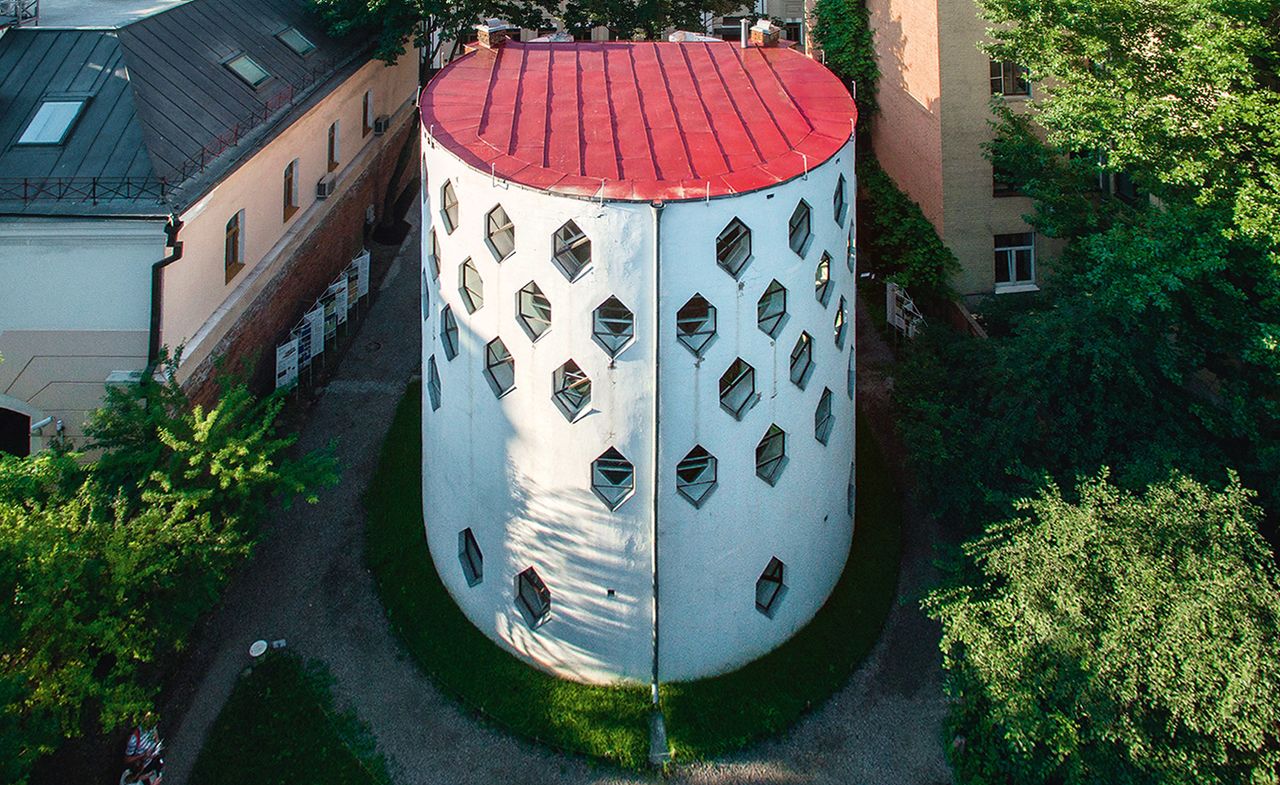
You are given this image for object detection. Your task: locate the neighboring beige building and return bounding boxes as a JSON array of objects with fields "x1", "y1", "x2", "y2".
[
  {"x1": 866, "y1": 0, "x2": 1046, "y2": 297},
  {"x1": 0, "y1": 0, "x2": 418, "y2": 456}
]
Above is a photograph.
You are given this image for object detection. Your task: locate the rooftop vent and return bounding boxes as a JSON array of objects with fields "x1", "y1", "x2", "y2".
[
  {"x1": 750, "y1": 19, "x2": 781, "y2": 48},
  {"x1": 475, "y1": 18, "x2": 516, "y2": 49},
  {"x1": 668, "y1": 30, "x2": 721, "y2": 43},
  {"x1": 530, "y1": 30, "x2": 574, "y2": 43}
]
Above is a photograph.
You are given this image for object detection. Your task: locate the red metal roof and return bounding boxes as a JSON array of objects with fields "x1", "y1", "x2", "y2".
[{"x1": 421, "y1": 41, "x2": 857, "y2": 201}]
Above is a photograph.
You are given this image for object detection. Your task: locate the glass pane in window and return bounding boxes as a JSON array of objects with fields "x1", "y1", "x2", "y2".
[{"x1": 18, "y1": 100, "x2": 84, "y2": 145}]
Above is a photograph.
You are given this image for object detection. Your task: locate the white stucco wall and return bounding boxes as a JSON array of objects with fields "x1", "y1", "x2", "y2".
[
  {"x1": 420, "y1": 129, "x2": 856, "y2": 684},
  {"x1": 0, "y1": 217, "x2": 166, "y2": 440}
]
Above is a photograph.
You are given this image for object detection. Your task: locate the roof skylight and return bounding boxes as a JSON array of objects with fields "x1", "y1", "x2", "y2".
[
  {"x1": 17, "y1": 99, "x2": 85, "y2": 145},
  {"x1": 226, "y1": 54, "x2": 270, "y2": 88},
  {"x1": 277, "y1": 27, "x2": 317, "y2": 56}
]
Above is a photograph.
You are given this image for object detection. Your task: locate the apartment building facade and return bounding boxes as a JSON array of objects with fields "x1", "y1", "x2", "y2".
[
  {"x1": 866, "y1": 0, "x2": 1047, "y2": 297},
  {"x1": 0, "y1": 0, "x2": 418, "y2": 455}
]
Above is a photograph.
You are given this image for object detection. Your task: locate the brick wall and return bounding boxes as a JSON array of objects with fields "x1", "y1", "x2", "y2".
[{"x1": 182, "y1": 114, "x2": 418, "y2": 404}]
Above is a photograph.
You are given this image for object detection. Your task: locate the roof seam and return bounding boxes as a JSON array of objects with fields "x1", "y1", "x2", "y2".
[
  {"x1": 507, "y1": 44, "x2": 528, "y2": 156},
  {"x1": 624, "y1": 44, "x2": 662, "y2": 182},
  {"x1": 599, "y1": 47, "x2": 624, "y2": 182},
  {"x1": 678, "y1": 43, "x2": 731, "y2": 177},
  {"x1": 649, "y1": 43, "x2": 697, "y2": 183},
  {"x1": 703, "y1": 43, "x2": 766, "y2": 164}
]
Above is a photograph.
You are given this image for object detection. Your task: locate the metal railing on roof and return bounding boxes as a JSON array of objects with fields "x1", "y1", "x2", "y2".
[
  {"x1": 0, "y1": 0, "x2": 38, "y2": 29},
  {"x1": 0, "y1": 176, "x2": 168, "y2": 205}
]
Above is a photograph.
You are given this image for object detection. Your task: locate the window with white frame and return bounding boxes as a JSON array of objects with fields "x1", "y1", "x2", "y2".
[
  {"x1": 552, "y1": 360, "x2": 591, "y2": 420},
  {"x1": 224, "y1": 209, "x2": 245, "y2": 283},
  {"x1": 515, "y1": 567, "x2": 550, "y2": 627},
  {"x1": 485, "y1": 204, "x2": 516, "y2": 261},
  {"x1": 517, "y1": 281, "x2": 552, "y2": 340},
  {"x1": 834, "y1": 296, "x2": 848, "y2": 346},
  {"x1": 994, "y1": 232, "x2": 1035, "y2": 288},
  {"x1": 440, "y1": 305, "x2": 459, "y2": 360},
  {"x1": 17, "y1": 99, "x2": 85, "y2": 145},
  {"x1": 459, "y1": 258, "x2": 483, "y2": 313},
  {"x1": 552, "y1": 220, "x2": 591, "y2": 280},
  {"x1": 756, "y1": 557, "x2": 786, "y2": 616},
  {"x1": 426, "y1": 356, "x2": 442, "y2": 411},
  {"x1": 591, "y1": 447, "x2": 634, "y2": 510},
  {"x1": 815, "y1": 387, "x2": 834, "y2": 444},
  {"x1": 757, "y1": 280, "x2": 787, "y2": 338},
  {"x1": 483, "y1": 337, "x2": 515, "y2": 397},
  {"x1": 675, "y1": 445, "x2": 717, "y2": 508},
  {"x1": 716, "y1": 218, "x2": 752, "y2": 278},
  {"x1": 592, "y1": 296, "x2": 634, "y2": 357},
  {"x1": 676, "y1": 294, "x2": 716, "y2": 356},
  {"x1": 440, "y1": 181, "x2": 459, "y2": 233},
  {"x1": 788, "y1": 200, "x2": 812, "y2": 256},
  {"x1": 833, "y1": 174, "x2": 848, "y2": 225},
  {"x1": 719, "y1": 358, "x2": 756, "y2": 420},
  {"x1": 755, "y1": 424, "x2": 787, "y2": 485},
  {"x1": 459, "y1": 528, "x2": 483, "y2": 586},
  {"x1": 815, "y1": 252, "x2": 832, "y2": 306},
  {"x1": 227, "y1": 54, "x2": 270, "y2": 88},
  {"x1": 990, "y1": 59, "x2": 1030, "y2": 96},
  {"x1": 428, "y1": 229, "x2": 440, "y2": 279},
  {"x1": 790, "y1": 332, "x2": 814, "y2": 389}
]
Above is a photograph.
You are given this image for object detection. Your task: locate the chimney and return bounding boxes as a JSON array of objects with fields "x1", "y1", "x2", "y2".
[
  {"x1": 475, "y1": 18, "x2": 514, "y2": 49},
  {"x1": 749, "y1": 19, "x2": 781, "y2": 48}
]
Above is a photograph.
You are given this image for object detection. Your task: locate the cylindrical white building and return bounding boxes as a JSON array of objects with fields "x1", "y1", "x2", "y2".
[{"x1": 419, "y1": 30, "x2": 858, "y2": 683}]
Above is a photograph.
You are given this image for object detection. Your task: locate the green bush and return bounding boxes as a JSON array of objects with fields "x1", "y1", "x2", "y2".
[{"x1": 811, "y1": 0, "x2": 879, "y2": 117}]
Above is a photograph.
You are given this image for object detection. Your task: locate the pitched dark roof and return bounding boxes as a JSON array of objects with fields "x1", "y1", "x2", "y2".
[{"x1": 0, "y1": 0, "x2": 371, "y2": 216}]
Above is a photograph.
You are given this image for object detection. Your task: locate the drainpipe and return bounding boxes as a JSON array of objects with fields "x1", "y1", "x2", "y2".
[
  {"x1": 147, "y1": 216, "x2": 184, "y2": 370},
  {"x1": 650, "y1": 199, "x2": 664, "y2": 705}
]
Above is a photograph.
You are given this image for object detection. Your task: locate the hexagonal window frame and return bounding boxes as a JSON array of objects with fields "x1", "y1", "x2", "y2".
[{"x1": 715, "y1": 217, "x2": 752, "y2": 278}]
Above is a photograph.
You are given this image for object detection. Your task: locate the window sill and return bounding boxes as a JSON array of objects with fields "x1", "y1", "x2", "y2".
[{"x1": 994, "y1": 282, "x2": 1039, "y2": 295}]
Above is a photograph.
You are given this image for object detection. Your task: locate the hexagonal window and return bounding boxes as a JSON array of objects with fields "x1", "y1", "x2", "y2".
[
  {"x1": 757, "y1": 280, "x2": 788, "y2": 338},
  {"x1": 834, "y1": 296, "x2": 848, "y2": 347},
  {"x1": 459, "y1": 528, "x2": 482, "y2": 586},
  {"x1": 789, "y1": 332, "x2": 814, "y2": 389},
  {"x1": 834, "y1": 174, "x2": 848, "y2": 225},
  {"x1": 815, "y1": 387, "x2": 834, "y2": 444},
  {"x1": 553, "y1": 220, "x2": 591, "y2": 280},
  {"x1": 676, "y1": 294, "x2": 716, "y2": 356},
  {"x1": 847, "y1": 348, "x2": 855, "y2": 400},
  {"x1": 515, "y1": 566, "x2": 550, "y2": 628},
  {"x1": 459, "y1": 258, "x2": 483, "y2": 313},
  {"x1": 426, "y1": 355, "x2": 441, "y2": 411},
  {"x1": 788, "y1": 199, "x2": 812, "y2": 256},
  {"x1": 756, "y1": 556, "x2": 786, "y2": 617},
  {"x1": 716, "y1": 218, "x2": 752, "y2": 278},
  {"x1": 421, "y1": 269, "x2": 431, "y2": 321},
  {"x1": 676, "y1": 445, "x2": 717, "y2": 508},
  {"x1": 440, "y1": 180, "x2": 459, "y2": 234},
  {"x1": 815, "y1": 252, "x2": 832, "y2": 306},
  {"x1": 591, "y1": 447, "x2": 634, "y2": 510},
  {"x1": 483, "y1": 337, "x2": 515, "y2": 397},
  {"x1": 592, "y1": 296, "x2": 634, "y2": 357},
  {"x1": 485, "y1": 204, "x2": 515, "y2": 261},
  {"x1": 552, "y1": 360, "x2": 591, "y2": 420},
  {"x1": 517, "y1": 281, "x2": 552, "y2": 340},
  {"x1": 847, "y1": 461, "x2": 856, "y2": 517},
  {"x1": 755, "y1": 424, "x2": 787, "y2": 485},
  {"x1": 847, "y1": 230, "x2": 857, "y2": 273},
  {"x1": 440, "y1": 305, "x2": 459, "y2": 360},
  {"x1": 428, "y1": 228, "x2": 441, "y2": 279},
  {"x1": 719, "y1": 358, "x2": 757, "y2": 420}
]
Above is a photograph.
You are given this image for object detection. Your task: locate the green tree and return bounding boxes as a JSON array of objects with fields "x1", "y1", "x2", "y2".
[
  {"x1": 0, "y1": 356, "x2": 336, "y2": 785},
  {"x1": 926, "y1": 471, "x2": 1280, "y2": 785},
  {"x1": 810, "y1": 0, "x2": 878, "y2": 117}
]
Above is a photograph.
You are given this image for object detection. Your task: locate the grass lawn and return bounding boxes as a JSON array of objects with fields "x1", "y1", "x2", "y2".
[
  {"x1": 188, "y1": 653, "x2": 390, "y2": 785},
  {"x1": 367, "y1": 382, "x2": 901, "y2": 767}
]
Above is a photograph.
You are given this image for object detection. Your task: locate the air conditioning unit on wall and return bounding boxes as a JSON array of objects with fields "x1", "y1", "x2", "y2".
[
  {"x1": 373, "y1": 115, "x2": 391, "y2": 135},
  {"x1": 316, "y1": 174, "x2": 336, "y2": 199}
]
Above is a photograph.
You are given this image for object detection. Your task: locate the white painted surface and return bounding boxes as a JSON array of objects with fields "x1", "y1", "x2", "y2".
[{"x1": 420, "y1": 126, "x2": 857, "y2": 684}]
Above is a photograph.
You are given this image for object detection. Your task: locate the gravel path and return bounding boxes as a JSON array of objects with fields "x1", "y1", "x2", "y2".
[{"x1": 163, "y1": 208, "x2": 951, "y2": 785}]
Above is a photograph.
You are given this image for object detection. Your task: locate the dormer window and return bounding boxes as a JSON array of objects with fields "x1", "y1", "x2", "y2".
[
  {"x1": 226, "y1": 54, "x2": 270, "y2": 88},
  {"x1": 17, "y1": 99, "x2": 86, "y2": 145},
  {"x1": 277, "y1": 27, "x2": 317, "y2": 56}
]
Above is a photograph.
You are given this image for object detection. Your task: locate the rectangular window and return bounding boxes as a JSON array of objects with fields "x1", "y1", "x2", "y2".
[
  {"x1": 992, "y1": 164, "x2": 1019, "y2": 197},
  {"x1": 276, "y1": 27, "x2": 316, "y2": 56},
  {"x1": 362, "y1": 90, "x2": 374, "y2": 137},
  {"x1": 17, "y1": 99, "x2": 86, "y2": 145},
  {"x1": 227, "y1": 54, "x2": 270, "y2": 88},
  {"x1": 283, "y1": 159, "x2": 300, "y2": 221},
  {"x1": 225, "y1": 210, "x2": 245, "y2": 283},
  {"x1": 327, "y1": 121, "x2": 340, "y2": 172},
  {"x1": 989, "y1": 59, "x2": 1030, "y2": 96},
  {"x1": 994, "y1": 232, "x2": 1035, "y2": 289}
]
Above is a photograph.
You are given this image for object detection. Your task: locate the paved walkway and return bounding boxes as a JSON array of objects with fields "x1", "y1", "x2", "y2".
[{"x1": 164, "y1": 209, "x2": 950, "y2": 785}]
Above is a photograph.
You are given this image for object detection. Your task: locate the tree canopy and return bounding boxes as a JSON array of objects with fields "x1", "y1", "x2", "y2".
[
  {"x1": 0, "y1": 356, "x2": 336, "y2": 785},
  {"x1": 926, "y1": 471, "x2": 1280, "y2": 784}
]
